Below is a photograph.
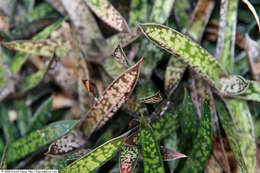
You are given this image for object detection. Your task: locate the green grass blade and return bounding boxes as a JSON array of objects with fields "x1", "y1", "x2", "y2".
[
  {"x1": 60, "y1": 133, "x2": 127, "y2": 173},
  {"x1": 140, "y1": 116, "x2": 165, "y2": 173},
  {"x1": 7, "y1": 120, "x2": 79, "y2": 163},
  {"x1": 180, "y1": 101, "x2": 212, "y2": 173},
  {"x1": 15, "y1": 100, "x2": 32, "y2": 136}
]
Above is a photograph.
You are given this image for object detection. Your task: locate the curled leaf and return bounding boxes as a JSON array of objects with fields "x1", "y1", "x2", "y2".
[
  {"x1": 79, "y1": 58, "x2": 143, "y2": 137},
  {"x1": 46, "y1": 130, "x2": 87, "y2": 156},
  {"x1": 242, "y1": 0, "x2": 260, "y2": 32},
  {"x1": 84, "y1": 0, "x2": 130, "y2": 32},
  {"x1": 139, "y1": 91, "x2": 162, "y2": 104},
  {"x1": 119, "y1": 144, "x2": 139, "y2": 173},
  {"x1": 113, "y1": 45, "x2": 130, "y2": 68},
  {"x1": 160, "y1": 146, "x2": 187, "y2": 161},
  {"x1": 219, "y1": 75, "x2": 249, "y2": 95}
]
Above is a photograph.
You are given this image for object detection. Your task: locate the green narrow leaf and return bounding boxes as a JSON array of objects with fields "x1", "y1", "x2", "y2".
[
  {"x1": 10, "y1": 18, "x2": 65, "y2": 74},
  {"x1": 215, "y1": 101, "x2": 248, "y2": 172},
  {"x1": 0, "y1": 105, "x2": 19, "y2": 142},
  {"x1": 180, "y1": 101, "x2": 212, "y2": 173},
  {"x1": 79, "y1": 58, "x2": 142, "y2": 137},
  {"x1": 4, "y1": 39, "x2": 72, "y2": 58},
  {"x1": 236, "y1": 81, "x2": 260, "y2": 102},
  {"x1": 0, "y1": 144, "x2": 8, "y2": 169},
  {"x1": 151, "y1": 101, "x2": 179, "y2": 141},
  {"x1": 139, "y1": 23, "x2": 228, "y2": 90},
  {"x1": 27, "y1": 96, "x2": 53, "y2": 133},
  {"x1": 215, "y1": 0, "x2": 238, "y2": 72},
  {"x1": 22, "y1": 67, "x2": 47, "y2": 93},
  {"x1": 84, "y1": 0, "x2": 129, "y2": 32},
  {"x1": 129, "y1": 0, "x2": 149, "y2": 27},
  {"x1": 173, "y1": 0, "x2": 190, "y2": 30},
  {"x1": 178, "y1": 90, "x2": 198, "y2": 153},
  {"x1": 150, "y1": 0, "x2": 175, "y2": 24},
  {"x1": 7, "y1": 120, "x2": 79, "y2": 163},
  {"x1": 119, "y1": 144, "x2": 139, "y2": 173},
  {"x1": 16, "y1": 100, "x2": 32, "y2": 136},
  {"x1": 60, "y1": 133, "x2": 127, "y2": 173},
  {"x1": 140, "y1": 115, "x2": 165, "y2": 173}
]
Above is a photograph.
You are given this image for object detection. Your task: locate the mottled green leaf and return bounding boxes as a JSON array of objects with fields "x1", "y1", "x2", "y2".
[
  {"x1": 220, "y1": 75, "x2": 249, "y2": 95},
  {"x1": 215, "y1": 0, "x2": 238, "y2": 72},
  {"x1": 119, "y1": 144, "x2": 139, "y2": 173},
  {"x1": 235, "y1": 81, "x2": 260, "y2": 102},
  {"x1": 173, "y1": 0, "x2": 190, "y2": 30},
  {"x1": 139, "y1": 23, "x2": 228, "y2": 91},
  {"x1": 7, "y1": 120, "x2": 79, "y2": 163},
  {"x1": 151, "y1": 101, "x2": 179, "y2": 140},
  {"x1": 215, "y1": 101, "x2": 250, "y2": 173},
  {"x1": 27, "y1": 96, "x2": 53, "y2": 133},
  {"x1": 180, "y1": 101, "x2": 212, "y2": 173},
  {"x1": 150, "y1": 0, "x2": 175, "y2": 24},
  {"x1": 129, "y1": 0, "x2": 149, "y2": 27},
  {"x1": 60, "y1": 133, "x2": 127, "y2": 173},
  {"x1": 165, "y1": 57, "x2": 186, "y2": 96},
  {"x1": 178, "y1": 90, "x2": 197, "y2": 153},
  {"x1": 4, "y1": 39, "x2": 72, "y2": 58},
  {"x1": 22, "y1": 67, "x2": 47, "y2": 93},
  {"x1": 0, "y1": 144, "x2": 8, "y2": 169},
  {"x1": 140, "y1": 115, "x2": 165, "y2": 173},
  {"x1": 84, "y1": 0, "x2": 129, "y2": 32},
  {"x1": 79, "y1": 58, "x2": 142, "y2": 137},
  {"x1": 10, "y1": 18, "x2": 65, "y2": 74}
]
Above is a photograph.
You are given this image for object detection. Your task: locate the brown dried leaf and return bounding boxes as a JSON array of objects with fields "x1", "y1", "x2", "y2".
[
  {"x1": 46, "y1": 130, "x2": 87, "y2": 156},
  {"x1": 160, "y1": 146, "x2": 187, "y2": 161},
  {"x1": 79, "y1": 58, "x2": 143, "y2": 137}
]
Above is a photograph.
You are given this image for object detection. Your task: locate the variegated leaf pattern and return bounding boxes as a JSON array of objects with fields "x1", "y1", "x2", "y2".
[
  {"x1": 79, "y1": 58, "x2": 143, "y2": 137},
  {"x1": 119, "y1": 144, "x2": 139, "y2": 173},
  {"x1": 46, "y1": 130, "x2": 87, "y2": 156},
  {"x1": 7, "y1": 120, "x2": 79, "y2": 163},
  {"x1": 139, "y1": 91, "x2": 162, "y2": 104},
  {"x1": 139, "y1": 23, "x2": 228, "y2": 88},
  {"x1": 113, "y1": 45, "x2": 130, "y2": 68},
  {"x1": 236, "y1": 81, "x2": 260, "y2": 102},
  {"x1": 165, "y1": 57, "x2": 187, "y2": 96},
  {"x1": 140, "y1": 116, "x2": 165, "y2": 173},
  {"x1": 129, "y1": 0, "x2": 149, "y2": 27},
  {"x1": 150, "y1": 0, "x2": 175, "y2": 24},
  {"x1": 60, "y1": 133, "x2": 127, "y2": 173},
  {"x1": 84, "y1": 0, "x2": 130, "y2": 32},
  {"x1": 160, "y1": 146, "x2": 187, "y2": 161},
  {"x1": 3, "y1": 39, "x2": 72, "y2": 57},
  {"x1": 180, "y1": 101, "x2": 212, "y2": 173},
  {"x1": 220, "y1": 75, "x2": 249, "y2": 95}
]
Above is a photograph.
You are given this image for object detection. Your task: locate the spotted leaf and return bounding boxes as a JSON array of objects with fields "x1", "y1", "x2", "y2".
[
  {"x1": 46, "y1": 130, "x2": 87, "y2": 156},
  {"x1": 220, "y1": 75, "x2": 249, "y2": 95},
  {"x1": 180, "y1": 101, "x2": 212, "y2": 173},
  {"x1": 113, "y1": 45, "x2": 130, "y2": 68},
  {"x1": 60, "y1": 133, "x2": 127, "y2": 173},
  {"x1": 84, "y1": 0, "x2": 130, "y2": 32},
  {"x1": 139, "y1": 23, "x2": 228, "y2": 91},
  {"x1": 79, "y1": 58, "x2": 143, "y2": 137},
  {"x1": 140, "y1": 115, "x2": 165, "y2": 173},
  {"x1": 3, "y1": 39, "x2": 72, "y2": 57},
  {"x1": 7, "y1": 120, "x2": 79, "y2": 163},
  {"x1": 119, "y1": 144, "x2": 139, "y2": 173}
]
